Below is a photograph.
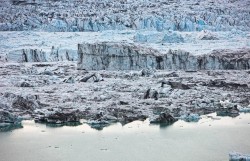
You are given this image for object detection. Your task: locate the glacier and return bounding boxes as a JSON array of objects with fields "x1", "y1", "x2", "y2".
[
  {"x1": 0, "y1": 1, "x2": 250, "y2": 159},
  {"x1": 0, "y1": 0, "x2": 249, "y2": 32}
]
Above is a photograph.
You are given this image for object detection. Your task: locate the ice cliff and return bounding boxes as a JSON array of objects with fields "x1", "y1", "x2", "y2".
[
  {"x1": 77, "y1": 42, "x2": 250, "y2": 70},
  {"x1": 7, "y1": 48, "x2": 77, "y2": 62}
]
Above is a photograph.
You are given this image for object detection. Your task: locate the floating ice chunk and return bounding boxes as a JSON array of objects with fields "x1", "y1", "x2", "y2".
[
  {"x1": 229, "y1": 152, "x2": 250, "y2": 161},
  {"x1": 238, "y1": 105, "x2": 250, "y2": 113},
  {"x1": 180, "y1": 113, "x2": 201, "y2": 122}
]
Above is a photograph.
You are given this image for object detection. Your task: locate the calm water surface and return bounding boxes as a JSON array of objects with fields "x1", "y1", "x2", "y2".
[{"x1": 0, "y1": 113, "x2": 250, "y2": 161}]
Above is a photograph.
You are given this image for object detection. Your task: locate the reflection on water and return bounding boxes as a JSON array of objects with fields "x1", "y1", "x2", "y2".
[
  {"x1": 2, "y1": 112, "x2": 247, "y2": 133},
  {"x1": 0, "y1": 113, "x2": 250, "y2": 161},
  {"x1": 45, "y1": 122, "x2": 83, "y2": 128},
  {"x1": 0, "y1": 123, "x2": 23, "y2": 132}
]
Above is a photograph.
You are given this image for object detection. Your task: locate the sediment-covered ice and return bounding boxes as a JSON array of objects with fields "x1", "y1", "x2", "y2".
[
  {"x1": 7, "y1": 48, "x2": 77, "y2": 62},
  {"x1": 77, "y1": 42, "x2": 250, "y2": 70},
  {"x1": 0, "y1": 61, "x2": 250, "y2": 129}
]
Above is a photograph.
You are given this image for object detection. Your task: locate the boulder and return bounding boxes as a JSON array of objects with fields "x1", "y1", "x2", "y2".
[
  {"x1": 12, "y1": 96, "x2": 39, "y2": 111},
  {"x1": 143, "y1": 88, "x2": 159, "y2": 100},
  {"x1": 119, "y1": 101, "x2": 129, "y2": 105},
  {"x1": 150, "y1": 112, "x2": 177, "y2": 124},
  {"x1": 79, "y1": 73, "x2": 103, "y2": 82},
  {"x1": 20, "y1": 82, "x2": 33, "y2": 87},
  {"x1": 35, "y1": 110, "x2": 81, "y2": 124},
  {"x1": 166, "y1": 81, "x2": 191, "y2": 90},
  {"x1": 216, "y1": 105, "x2": 239, "y2": 117},
  {"x1": 63, "y1": 76, "x2": 75, "y2": 83}
]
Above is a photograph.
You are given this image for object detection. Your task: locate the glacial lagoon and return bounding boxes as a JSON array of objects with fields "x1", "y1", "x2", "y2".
[{"x1": 0, "y1": 113, "x2": 250, "y2": 161}]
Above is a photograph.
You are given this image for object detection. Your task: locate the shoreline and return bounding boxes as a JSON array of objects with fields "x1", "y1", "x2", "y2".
[{"x1": 1, "y1": 61, "x2": 250, "y2": 131}]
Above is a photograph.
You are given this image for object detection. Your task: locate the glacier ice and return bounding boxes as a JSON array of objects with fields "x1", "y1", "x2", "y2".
[
  {"x1": 229, "y1": 152, "x2": 250, "y2": 161},
  {"x1": 0, "y1": 0, "x2": 249, "y2": 32},
  {"x1": 77, "y1": 42, "x2": 250, "y2": 70},
  {"x1": 134, "y1": 31, "x2": 184, "y2": 43},
  {"x1": 7, "y1": 48, "x2": 78, "y2": 62}
]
